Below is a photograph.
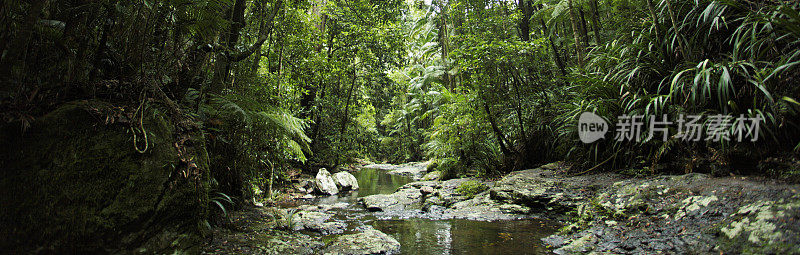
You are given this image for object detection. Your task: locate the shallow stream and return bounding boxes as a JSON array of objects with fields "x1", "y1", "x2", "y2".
[{"x1": 294, "y1": 167, "x2": 558, "y2": 254}]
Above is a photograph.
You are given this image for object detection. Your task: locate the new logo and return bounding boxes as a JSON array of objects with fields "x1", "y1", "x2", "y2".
[{"x1": 578, "y1": 112, "x2": 608, "y2": 143}]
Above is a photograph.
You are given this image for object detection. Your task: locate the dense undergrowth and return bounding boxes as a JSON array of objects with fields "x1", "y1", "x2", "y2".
[
  {"x1": 391, "y1": 0, "x2": 800, "y2": 179},
  {"x1": 1, "y1": 0, "x2": 799, "y2": 251}
]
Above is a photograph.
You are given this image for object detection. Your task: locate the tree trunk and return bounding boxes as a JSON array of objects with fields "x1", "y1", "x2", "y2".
[
  {"x1": 301, "y1": 0, "x2": 328, "y2": 116},
  {"x1": 227, "y1": 0, "x2": 248, "y2": 49},
  {"x1": 589, "y1": 0, "x2": 602, "y2": 44},
  {"x1": 89, "y1": 4, "x2": 114, "y2": 81},
  {"x1": 578, "y1": 7, "x2": 590, "y2": 48},
  {"x1": 251, "y1": 0, "x2": 268, "y2": 73},
  {"x1": 567, "y1": 0, "x2": 585, "y2": 67},
  {"x1": 437, "y1": 0, "x2": 452, "y2": 89},
  {"x1": 540, "y1": 19, "x2": 567, "y2": 76},
  {"x1": 340, "y1": 69, "x2": 357, "y2": 135},
  {"x1": 335, "y1": 68, "x2": 358, "y2": 167},
  {"x1": 518, "y1": 0, "x2": 532, "y2": 41},
  {"x1": 664, "y1": 0, "x2": 690, "y2": 60},
  {"x1": 1, "y1": 0, "x2": 46, "y2": 79},
  {"x1": 483, "y1": 101, "x2": 512, "y2": 157},
  {"x1": 208, "y1": 0, "x2": 283, "y2": 94},
  {"x1": 209, "y1": 0, "x2": 248, "y2": 92},
  {"x1": 309, "y1": 27, "x2": 336, "y2": 154},
  {"x1": 509, "y1": 69, "x2": 527, "y2": 140}
]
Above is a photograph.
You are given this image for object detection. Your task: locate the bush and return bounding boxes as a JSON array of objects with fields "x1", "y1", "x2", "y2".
[{"x1": 437, "y1": 157, "x2": 459, "y2": 180}]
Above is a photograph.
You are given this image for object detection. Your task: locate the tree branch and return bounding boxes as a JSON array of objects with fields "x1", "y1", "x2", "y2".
[
  {"x1": 229, "y1": 0, "x2": 284, "y2": 62},
  {"x1": 230, "y1": 35, "x2": 270, "y2": 62}
]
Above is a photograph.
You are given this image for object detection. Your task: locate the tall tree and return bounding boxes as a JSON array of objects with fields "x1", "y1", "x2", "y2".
[
  {"x1": 208, "y1": 0, "x2": 283, "y2": 94},
  {"x1": 588, "y1": 0, "x2": 602, "y2": 44},
  {"x1": 518, "y1": 0, "x2": 533, "y2": 41},
  {"x1": 567, "y1": 0, "x2": 585, "y2": 67}
]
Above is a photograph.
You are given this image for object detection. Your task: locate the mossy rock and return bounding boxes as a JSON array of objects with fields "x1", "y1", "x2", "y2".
[
  {"x1": 455, "y1": 180, "x2": 488, "y2": 199},
  {"x1": 0, "y1": 100, "x2": 209, "y2": 253},
  {"x1": 422, "y1": 170, "x2": 441, "y2": 181},
  {"x1": 717, "y1": 200, "x2": 800, "y2": 254}
]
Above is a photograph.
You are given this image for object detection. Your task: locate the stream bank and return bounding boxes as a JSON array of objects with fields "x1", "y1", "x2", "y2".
[
  {"x1": 203, "y1": 162, "x2": 800, "y2": 254},
  {"x1": 543, "y1": 171, "x2": 800, "y2": 254},
  {"x1": 202, "y1": 163, "x2": 558, "y2": 254}
]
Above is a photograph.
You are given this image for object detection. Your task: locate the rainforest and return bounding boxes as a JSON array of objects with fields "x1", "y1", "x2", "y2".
[{"x1": 1, "y1": 0, "x2": 800, "y2": 254}]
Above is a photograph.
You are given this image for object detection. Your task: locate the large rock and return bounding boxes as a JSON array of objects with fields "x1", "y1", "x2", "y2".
[
  {"x1": 202, "y1": 207, "x2": 324, "y2": 254},
  {"x1": 718, "y1": 199, "x2": 800, "y2": 254},
  {"x1": 359, "y1": 187, "x2": 422, "y2": 212},
  {"x1": 489, "y1": 169, "x2": 618, "y2": 212},
  {"x1": 313, "y1": 168, "x2": 339, "y2": 195},
  {"x1": 289, "y1": 210, "x2": 346, "y2": 235},
  {"x1": 360, "y1": 194, "x2": 400, "y2": 212},
  {"x1": 543, "y1": 171, "x2": 800, "y2": 254},
  {"x1": 436, "y1": 178, "x2": 474, "y2": 206},
  {"x1": 0, "y1": 100, "x2": 209, "y2": 253},
  {"x1": 364, "y1": 161, "x2": 430, "y2": 180},
  {"x1": 357, "y1": 178, "x2": 528, "y2": 220},
  {"x1": 323, "y1": 228, "x2": 401, "y2": 255},
  {"x1": 332, "y1": 171, "x2": 359, "y2": 191},
  {"x1": 442, "y1": 192, "x2": 529, "y2": 220},
  {"x1": 552, "y1": 233, "x2": 599, "y2": 255},
  {"x1": 296, "y1": 180, "x2": 314, "y2": 194},
  {"x1": 421, "y1": 170, "x2": 441, "y2": 181}
]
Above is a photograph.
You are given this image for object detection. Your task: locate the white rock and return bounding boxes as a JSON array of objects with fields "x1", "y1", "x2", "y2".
[
  {"x1": 333, "y1": 171, "x2": 360, "y2": 191},
  {"x1": 313, "y1": 168, "x2": 339, "y2": 195}
]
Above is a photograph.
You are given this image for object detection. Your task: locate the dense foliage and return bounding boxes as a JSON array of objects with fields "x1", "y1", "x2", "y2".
[
  {"x1": 2, "y1": 0, "x2": 799, "y2": 221},
  {"x1": 388, "y1": 0, "x2": 800, "y2": 178}
]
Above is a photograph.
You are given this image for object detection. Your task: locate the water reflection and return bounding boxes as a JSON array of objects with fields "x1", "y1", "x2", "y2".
[
  {"x1": 372, "y1": 219, "x2": 556, "y2": 255},
  {"x1": 353, "y1": 167, "x2": 415, "y2": 197}
]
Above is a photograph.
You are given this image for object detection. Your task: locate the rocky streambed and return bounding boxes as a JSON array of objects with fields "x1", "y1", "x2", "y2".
[{"x1": 203, "y1": 162, "x2": 800, "y2": 254}]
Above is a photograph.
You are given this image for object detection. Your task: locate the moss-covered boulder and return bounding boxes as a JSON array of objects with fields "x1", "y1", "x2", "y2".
[
  {"x1": 0, "y1": 100, "x2": 209, "y2": 253},
  {"x1": 719, "y1": 199, "x2": 800, "y2": 254}
]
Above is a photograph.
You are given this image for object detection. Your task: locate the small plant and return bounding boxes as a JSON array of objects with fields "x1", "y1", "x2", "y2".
[
  {"x1": 265, "y1": 190, "x2": 283, "y2": 203},
  {"x1": 271, "y1": 208, "x2": 300, "y2": 230},
  {"x1": 211, "y1": 191, "x2": 234, "y2": 217},
  {"x1": 455, "y1": 180, "x2": 488, "y2": 199},
  {"x1": 588, "y1": 198, "x2": 626, "y2": 220}
]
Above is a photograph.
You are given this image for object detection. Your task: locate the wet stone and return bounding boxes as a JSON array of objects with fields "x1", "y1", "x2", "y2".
[{"x1": 322, "y1": 228, "x2": 401, "y2": 255}]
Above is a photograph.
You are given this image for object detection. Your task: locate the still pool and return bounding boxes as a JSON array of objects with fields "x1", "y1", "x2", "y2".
[{"x1": 372, "y1": 218, "x2": 557, "y2": 255}]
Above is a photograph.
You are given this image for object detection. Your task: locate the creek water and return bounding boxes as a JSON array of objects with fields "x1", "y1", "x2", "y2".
[{"x1": 300, "y1": 167, "x2": 558, "y2": 254}]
